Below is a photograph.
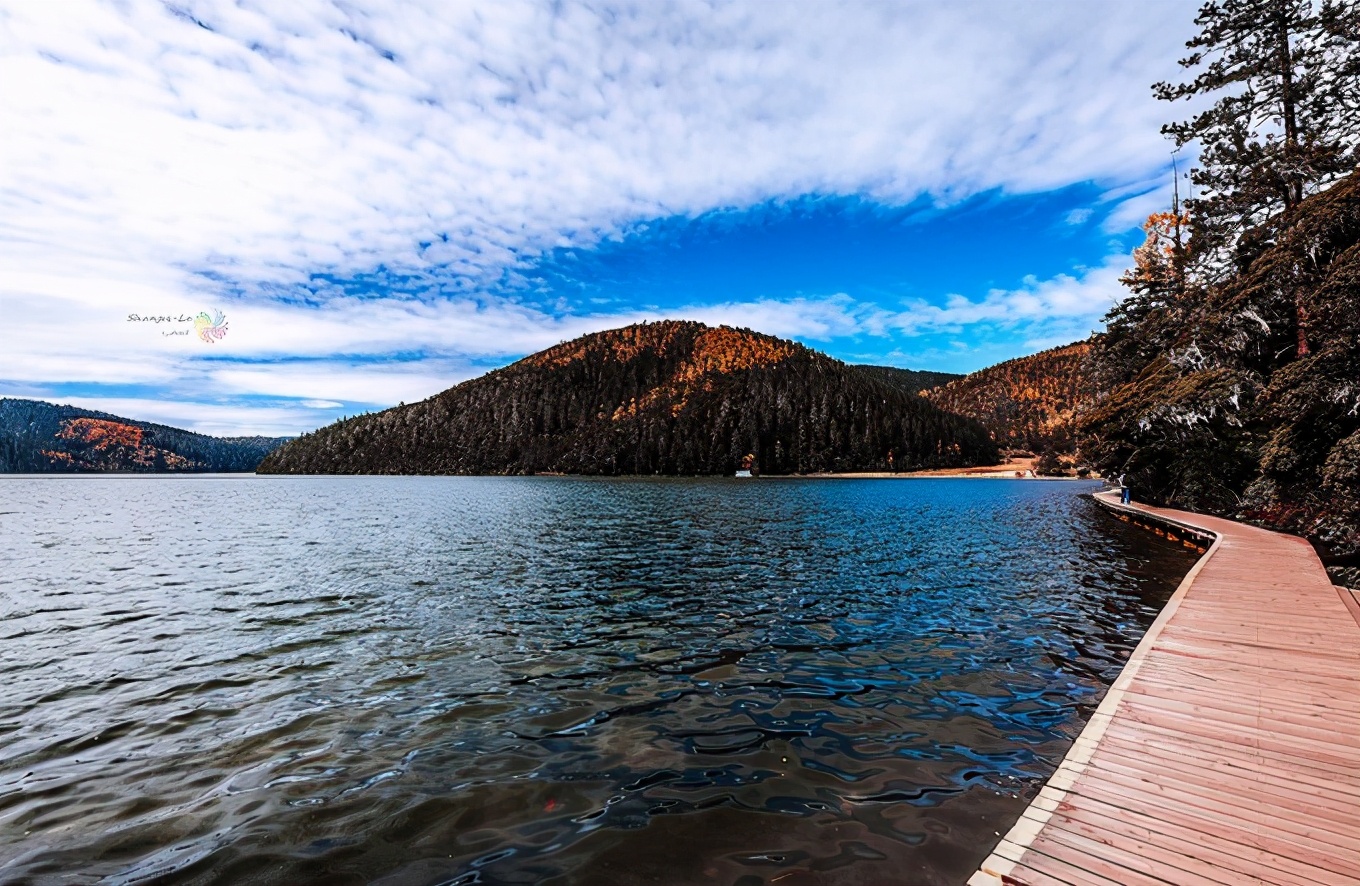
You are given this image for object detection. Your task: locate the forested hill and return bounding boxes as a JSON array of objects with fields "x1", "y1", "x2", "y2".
[
  {"x1": 851, "y1": 365, "x2": 962, "y2": 396},
  {"x1": 1075, "y1": 1, "x2": 1359, "y2": 587},
  {"x1": 0, "y1": 399, "x2": 289, "y2": 473},
  {"x1": 922, "y1": 342, "x2": 1092, "y2": 453},
  {"x1": 258, "y1": 321, "x2": 998, "y2": 475},
  {"x1": 1082, "y1": 171, "x2": 1360, "y2": 586}
]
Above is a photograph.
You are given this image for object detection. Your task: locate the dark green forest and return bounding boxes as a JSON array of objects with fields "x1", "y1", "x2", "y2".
[
  {"x1": 0, "y1": 399, "x2": 288, "y2": 473},
  {"x1": 1079, "y1": 0, "x2": 1360, "y2": 585},
  {"x1": 851, "y1": 365, "x2": 962, "y2": 397},
  {"x1": 259, "y1": 321, "x2": 997, "y2": 476}
]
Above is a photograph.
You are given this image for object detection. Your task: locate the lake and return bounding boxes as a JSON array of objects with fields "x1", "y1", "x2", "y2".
[{"x1": 0, "y1": 476, "x2": 1198, "y2": 885}]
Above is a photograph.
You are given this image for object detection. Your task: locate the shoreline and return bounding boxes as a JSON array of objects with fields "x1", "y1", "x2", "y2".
[
  {"x1": 2, "y1": 469, "x2": 1094, "y2": 481},
  {"x1": 762, "y1": 470, "x2": 1089, "y2": 480},
  {"x1": 765, "y1": 457, "x2": 1098, "y2": 480},
  {"x1": 4, "y1": 456, "x2": 1092, "y2": 481}
]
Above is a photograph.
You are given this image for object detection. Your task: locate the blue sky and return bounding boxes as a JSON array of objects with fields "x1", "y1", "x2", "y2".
[
  {"x1": 0, "y1": 1, "x2": 1199, "y2": 435},
  {"x1": 526, "y1": 185, "x2": 1141, "y2": 369}
]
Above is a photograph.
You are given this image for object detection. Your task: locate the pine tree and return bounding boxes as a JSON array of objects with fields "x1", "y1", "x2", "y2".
[
  {"x1": 1156, "y1": 0, "x2": 1360, "y2": 354},
  {"x1": 1158, "y1": 0, "x2": 1358, "y2": 236},
  {"x1": 1076, "y1": 2, "x2": 1360, "y2": 585}
]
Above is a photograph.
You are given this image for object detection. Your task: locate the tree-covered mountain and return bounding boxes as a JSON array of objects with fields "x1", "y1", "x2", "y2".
[
  {"x1": 0, "y1": 399, "x2": 289, "y2": 473},
  {"x1": 258, "y1": 321, "x2": 998, "y2": 476},
  {"x1": 922, "y1": 342, "x2": 1093, "y2": 454}
]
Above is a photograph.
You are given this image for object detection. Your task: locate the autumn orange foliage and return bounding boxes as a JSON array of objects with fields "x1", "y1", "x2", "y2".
[
  {"x1": 49, "y1": 418, "x2": 196, "y2": 469},
  {"x1": 527, "y1": 321, "x2": 796, "y2": 375},
  {"x1": 603, "y1": 324, "x2": 797, "y2": 421},
  {"x1": 57, "y1": 418, "x2": 144, "y2": 450},
  {"x1": 681, "y1": 327, "x2": 795, "y2": 377},
  {"x1": 259, "y1": 319, "x2": 999, "y2": 475},
  {"x1": 925, "y1": 341, "x2": 1091, "y2": 452},
  {"x1": 527, "y1": 322, "x2": 684, "y2": 368},
  {"x1": 1123, "y1": 211, "x2": 1190, "y2": 292}
]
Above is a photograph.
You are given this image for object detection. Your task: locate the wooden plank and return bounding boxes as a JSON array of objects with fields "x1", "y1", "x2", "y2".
[
  {"x1": 996, "y1": 847, "x2": 1126, "y2": 886},
  {"x1": 1122, "y1": 682, "x2": 1360, "y2": 733},
  {"x1": 1116, "y1": 685, "x2": 1360, "y2": 751},
  {"x1": 1152, "y1": 631, "x2": 1360, "y2": 670},
  {"x1": 1020, "y1": 836, "x2": 1177, "y2": 886},
  {"x1": 1068, "y1": 777, "x2": 1360, "y2": 882},
  {"x1": 1131, "y1": 665, "x2": 1360, "y2": 715},
  {"x1": 1124, "y1": 677, "x2": 1360, "y2": 738},
  {"x1": 1027, "y1": 825, "x2": 1233, "y2": 886},
  {"x1": 1097, "y1": 732, "x2": 1360, "y2": 804},
  {"x1": 1027, "y1": 807, "x2": 1287, "y2": 886},
  {"x1": 1147, "y1": 638, "x2": 1360, "y2": 680},
  {"x1": 998, "y1": 864, "x2": 1082, "y2": 886},
  {"x1": 1055, "y1": 791, "x2": 1352, "y2": 886},
  {"x1": 1115, "y1": 703, "x2": 1360, "y2": 771},
  {"x1": 973, "y1": 492, "x2": 1360, "y2": 886},
  {"x1": 1337, "y1": 584, "x2": 1360, "y2": 629},
  {"x1": 1063, "y1": 759, "x2": 1360, "y2": 852},
  {"x1": 1088, "y1": 738, "x2": 1360, "y2": 818},
  {"x1": 1102, "y1": 720, "x2": 1360, "y2": 788}
]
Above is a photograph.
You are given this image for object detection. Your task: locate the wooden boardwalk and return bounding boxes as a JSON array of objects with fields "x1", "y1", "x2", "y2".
[{"x1": 971, "y1": 492, "x2": 1360, "y2": 886}]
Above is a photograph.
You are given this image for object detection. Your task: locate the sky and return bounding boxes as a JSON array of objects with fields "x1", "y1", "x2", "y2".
[{"x1": 0, "y1": 0, "x2": 1202, "y2": 436}]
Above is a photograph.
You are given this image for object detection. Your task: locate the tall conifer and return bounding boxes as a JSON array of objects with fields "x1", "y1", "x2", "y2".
[{"x1": 1156, "y1": 0, "x2": 1358, "y2": 352}]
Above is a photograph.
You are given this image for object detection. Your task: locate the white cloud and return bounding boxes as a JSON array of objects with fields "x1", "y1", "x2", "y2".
[
  {"x1": 671, "y1": 295, "x2": 882, "y2": 343},
  {"x1": 1065, "y1": 208, "x2": 1094, "y2": 226},
  {"x1": 205, "y1": 359, "x2": 473, "y2": 407},
  {"x1": 0, "y1": 0, "x2": 1197, "y2": 431},
  {"x1": 888, "y1": 252, "x2": 1128, "y2": 341}
]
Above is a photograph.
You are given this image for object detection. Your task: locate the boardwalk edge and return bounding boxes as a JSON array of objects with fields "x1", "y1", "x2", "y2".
[{"x1": 967, "y1": 491, "x2": 1224, "y2": 886}]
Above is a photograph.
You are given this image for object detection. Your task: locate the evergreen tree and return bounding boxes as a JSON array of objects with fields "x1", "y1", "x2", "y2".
[
  {"x1": 1082, "y1": 2, "x2": 1360, "y2": 584},
  {"x1": 925, "y1": 342, "x2": 1092, "y2": 454},
  {"x1": 0, "y1": 398, "x2": 288, "y2": 472},
  {"x1": 1159, "y1": 0, "x2": 1358, "y2": 241},
  {"x1": 1156, "y1": 0, "x2": 1360, "y2": 353}
]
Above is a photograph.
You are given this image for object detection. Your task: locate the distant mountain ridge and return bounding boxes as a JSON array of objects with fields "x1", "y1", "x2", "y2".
[
  {"x1": 259, "y1": 321, "x2": 997, "y2": 475},
  {"x1": 0, "y1": 399, "x2": 289, "y2": 473},
  {"x1": 923, "y1": 342, "x2": 1093, "y2": 454},
  {"x1": 850, "y1": 365, "x2": 962, "y2": 397},
  {"x1": 3, "y1": 336, "x2": 1089, "y2": 477}
]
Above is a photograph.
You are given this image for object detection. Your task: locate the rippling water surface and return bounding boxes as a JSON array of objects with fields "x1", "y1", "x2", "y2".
[{"x1": 0, "y1": 476, "x2": 1198, "y2": 885}]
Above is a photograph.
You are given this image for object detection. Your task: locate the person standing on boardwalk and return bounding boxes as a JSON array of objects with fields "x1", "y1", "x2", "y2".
[{"x1": 1117, "y1": 472, "x2": 1131, "y2": 504}]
